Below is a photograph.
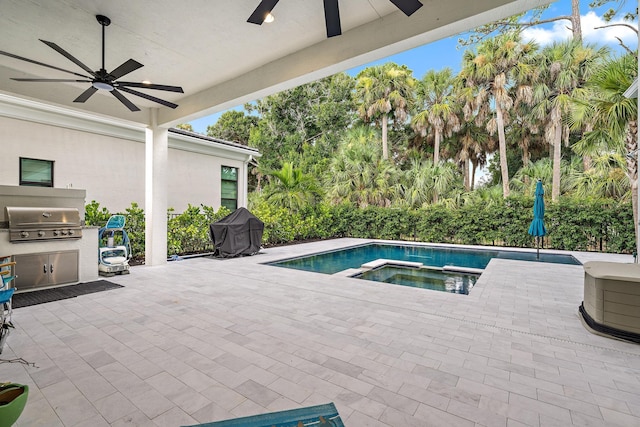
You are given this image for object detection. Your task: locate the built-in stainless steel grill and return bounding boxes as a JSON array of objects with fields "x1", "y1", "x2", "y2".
[{"x1": 5, "y1": 207, "x2": 82, "y2": 242}]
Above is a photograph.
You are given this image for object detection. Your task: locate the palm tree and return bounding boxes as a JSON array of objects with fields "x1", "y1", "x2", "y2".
[
  {"x1": 512, "y1": 158, "x2": 553, "y2": 196},
  {"x1": 509, "y1": 86, "x2": 547, "y2": 188},
  {"x1": 402, "y1": 159, "x2": 459, "y2": 208},
  {"x1": 455, "y1": 122, "x2": 496, "y2": 192},
  {"x1": 567, "y1": 154, "x2": 630, "y2": 200},
  {"x1": 571, "y1": 53, "x2": 638, "y2": 247},
  {"x1": 355, "y1": 63, "x2": 416, "y2": 160},
  {"x1": 264, "y1": 162, "x2": 321, "y2": 212},
  {"x1": 325, "y1": 127, "x2": 402, "y2": 207},
  {"x1": 459, "y1": 32, "x2": 538, "y2": 198},
  {"x1": 412, "y1": 68, "x2": 460, "y2": 164},
  {"x1": 532, "y1": 40, "x2": 608, "y2": 201}
]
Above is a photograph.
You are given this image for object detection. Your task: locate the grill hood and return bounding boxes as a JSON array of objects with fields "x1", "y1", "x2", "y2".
[{"x1": 6, "y1": 206, "x2": 82, "y2": 242}]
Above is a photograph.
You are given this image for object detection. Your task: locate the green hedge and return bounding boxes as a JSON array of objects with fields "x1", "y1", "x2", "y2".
[{"x1": 86, "y1": 197, "x2": 635, "y2": 258}]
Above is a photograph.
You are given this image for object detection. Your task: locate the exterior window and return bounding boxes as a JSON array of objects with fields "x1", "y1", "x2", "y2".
[
  {"x1": 20, "y1": 157, "x2": 54, "y2": 187},
  {"x1": 221, "y1": 166, "x2": 238, "y2": 211}
]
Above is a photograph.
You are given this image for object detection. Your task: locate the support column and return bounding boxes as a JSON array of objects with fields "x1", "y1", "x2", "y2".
[
  {"x1": 145, "y1": 109, "x2": 169, "y2": 266},
  {"x1": 242, "y1": 157, "x2": 250, "y2": 208}
]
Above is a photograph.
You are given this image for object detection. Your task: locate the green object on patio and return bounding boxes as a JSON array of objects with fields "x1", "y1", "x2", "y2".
[
  {"x1": 182, "y1": 402, "x2": 344, "y2": 427},
  {"x1": 528, "y1": 180, "x2": 547, "y2": 259},
  {"x1": 0, "y1": 383, "x2": 28, "y2": 427}
]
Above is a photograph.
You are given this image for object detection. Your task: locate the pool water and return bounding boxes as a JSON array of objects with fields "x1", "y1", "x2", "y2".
[
  {"x1": 270, "y1": 243, "x2": 580, "y2": 275},
  {"x1": 356, "y1": 266, "x2": 478, "y2": 294}
]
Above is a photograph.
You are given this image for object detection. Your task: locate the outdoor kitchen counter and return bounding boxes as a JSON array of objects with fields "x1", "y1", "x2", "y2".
[{"x1": 0, "y1": 226, "x2": 99, "y2": 285}]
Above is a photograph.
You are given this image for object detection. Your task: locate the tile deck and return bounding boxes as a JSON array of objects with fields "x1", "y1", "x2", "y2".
[{"x1": 2, "y1": 238, "x2": 639, "y2": 426}]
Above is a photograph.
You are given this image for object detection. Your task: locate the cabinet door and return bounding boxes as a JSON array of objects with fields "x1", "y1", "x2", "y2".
[
  {"x1": 49, "y1": 251, "x2": 78, "y2": 286},
  {"x1": 14, "y1": 253, "x2": 49, "y2": 291}
]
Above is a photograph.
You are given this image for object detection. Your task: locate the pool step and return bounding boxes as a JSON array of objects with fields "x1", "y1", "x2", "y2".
[
  {"x1": 361, "y1": 259, "x2": 423, "y2": 270},
  {"x1": 333, "y1": 268, "x2": 363, "y2": 277},
  {"x1": 442, "y1": 265, "x2": 483, "y2": 275}
]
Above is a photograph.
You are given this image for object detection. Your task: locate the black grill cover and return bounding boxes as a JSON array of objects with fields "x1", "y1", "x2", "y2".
[{"x1": 210, "y1": 208, "x2": 264, "y2": 257}]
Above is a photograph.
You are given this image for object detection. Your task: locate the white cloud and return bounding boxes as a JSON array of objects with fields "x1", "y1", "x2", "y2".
[
  {"x1": 521, "y1": 11, "x2": 638, "y2": 49},
  {"x1": 521, "y1": 24, "x2": 571, "y2": 45},
  {"x1": 582, "y1": 11, "x2": 638, "y2": 45}
]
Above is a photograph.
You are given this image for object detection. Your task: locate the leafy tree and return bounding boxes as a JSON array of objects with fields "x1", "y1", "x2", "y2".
[
  {"x1": 590, "y1": 0, "x2": 639, "y2": 53},
  {"x1": 206, "y1": 110, "x2": 257, "y2": 145},
  {"x1": 458, "y1": 0, "x2": 584, "y2": 46},
  {"x1": 175, "y1": 123, "x2": 194, "y2": 132},
  {"x1": 247, "y1": 73, "x2": 356, "y2": 171},
  {"x1": 355, "y1": 63, "x2": 416, "y2": 160}
]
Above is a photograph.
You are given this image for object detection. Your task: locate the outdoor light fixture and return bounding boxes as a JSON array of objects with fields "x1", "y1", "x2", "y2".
[
  {"x1": 92, "y1": 81, "x2": 114, "y2": 91},
  {"x1": 264, "y1": 13, "x2": 275, "y2": 23}
]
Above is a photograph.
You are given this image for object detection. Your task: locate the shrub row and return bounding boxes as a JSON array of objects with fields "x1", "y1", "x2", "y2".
[{"x1": 85, "y1": 198, "x2": 635, "y2": 258}]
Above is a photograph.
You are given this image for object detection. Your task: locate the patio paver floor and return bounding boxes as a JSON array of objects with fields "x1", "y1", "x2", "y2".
[{"x1": 2, "y1": 238, "x2": 639, "y2": 426}]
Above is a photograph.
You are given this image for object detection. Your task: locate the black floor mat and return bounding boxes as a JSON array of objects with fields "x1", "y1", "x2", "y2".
[{"x1": 12, "y1": 280, "x2": 124, "y2": 309}]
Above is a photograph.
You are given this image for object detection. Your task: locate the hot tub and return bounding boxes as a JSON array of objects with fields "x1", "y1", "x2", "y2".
[{"x1": 580, "y1": 261, "x2": 640, "y2": 342}]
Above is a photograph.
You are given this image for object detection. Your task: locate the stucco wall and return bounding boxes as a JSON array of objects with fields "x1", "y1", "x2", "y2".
[
  {"x1": 167, "y1": 147, "x2": 245, "y2": 212},
  {"x1": 0, "y1": 115, "x2": 144, "y2": 212},
  {"x1": 0, "y1": 114, "x2": 250, "y2": 214}
]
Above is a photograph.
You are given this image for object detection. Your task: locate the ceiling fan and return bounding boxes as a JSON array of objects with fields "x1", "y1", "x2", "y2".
[
  {"x1": 248, "y1": 0, "x2": 423, "y2": 38},
  {"x1": 0, "y1": 14, "x2": 183, "y2": 112}
]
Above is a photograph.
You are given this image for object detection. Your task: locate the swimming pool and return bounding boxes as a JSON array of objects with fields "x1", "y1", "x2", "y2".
[{"x1": 269, "y1": 243, "x2": 580, "y2": 275}]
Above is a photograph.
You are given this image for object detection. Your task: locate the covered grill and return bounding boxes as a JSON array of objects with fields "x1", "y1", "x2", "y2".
[
  {"x1": 5, "y1": 207, "x2": 82, "y2": 242},
  {"x1": 210, "y1": 208, "x2": 263, "y2": 257}
]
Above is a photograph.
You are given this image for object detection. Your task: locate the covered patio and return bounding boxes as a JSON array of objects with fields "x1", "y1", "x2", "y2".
[
  {"x1": 2, "y1": 1, "x2": 640, "y2": 426},
  {"x1": 0, "y1": 0, "x2": 552, "y2": 266},
  {"x1": 2, "y1": 240, "x2": 639, "y2": 426}
]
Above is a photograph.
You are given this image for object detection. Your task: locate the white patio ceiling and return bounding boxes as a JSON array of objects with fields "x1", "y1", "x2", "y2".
[{"x1": 0, "y1": 0, "x2": 551, "y2": 128}]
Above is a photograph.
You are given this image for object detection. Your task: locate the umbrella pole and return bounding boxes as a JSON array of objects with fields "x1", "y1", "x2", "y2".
[{"x1": 536, "y1": 236, "x2": 540, "y2": 260}]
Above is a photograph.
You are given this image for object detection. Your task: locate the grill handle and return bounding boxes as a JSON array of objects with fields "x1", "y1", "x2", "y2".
[{"x1": 13, "y1": 221, "x2": 79, "y2": 227}]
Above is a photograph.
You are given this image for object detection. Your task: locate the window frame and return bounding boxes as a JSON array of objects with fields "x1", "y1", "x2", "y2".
[
  {"x1": 19, "y1": 157, "x2": 54, "y2": 187},
  {"x1": 221, "y1": 165, "x2": 238, "y2": 211}
]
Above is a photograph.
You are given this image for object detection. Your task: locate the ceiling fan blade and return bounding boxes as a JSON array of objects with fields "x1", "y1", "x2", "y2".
[
  {"x1": 109, "y1": 59, "x2": 143, "y2": 80},
  {"x1": 247, "y1": 0, "x2": 280, "y2": 24},
  {"x1": 11, "y1": 78, "x2": 91, "y2": 83},
  {"x1": 0, "y1": 50, "x2": 92, "y2": 78},
  {"x1": 73, "y1": 86, "x2": 98, "y2": 103},
  {"x1": 116, "y1": 82, "x2": 184, "y2": 93},
  {"x1": 111, "y1": 89, "x2": 140, "y2": 112},
  {"x1": 119, "y1": 87, "x2": 178, "y2": 109},
  {"x1": 40, "y1": 39, "x2": 98, "y2": 77},
  {"x1": 324, "y1": 0, "x2": 342, "y2": 37},
  {"x1": 388, "y1": 0, "x2": 423, "y2": 16}
]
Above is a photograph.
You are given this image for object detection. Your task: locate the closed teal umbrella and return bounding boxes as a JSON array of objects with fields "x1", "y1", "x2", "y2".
[{"x1": 528, "y1": 180, "x2": 547, "y2": 259}]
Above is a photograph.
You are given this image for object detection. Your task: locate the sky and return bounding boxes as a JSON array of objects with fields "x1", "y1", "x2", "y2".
[{"x1": 188, "y1": 0, "x2": 638, "y2": 133}]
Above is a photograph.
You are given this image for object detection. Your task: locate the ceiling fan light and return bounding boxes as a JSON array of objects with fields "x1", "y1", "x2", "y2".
[
  {"x1": 92, "y1": 81, "x2": 114, "y2": 91},
  {"x1": 264, "y1": 13, "x2": 275, "y2": 23}
]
